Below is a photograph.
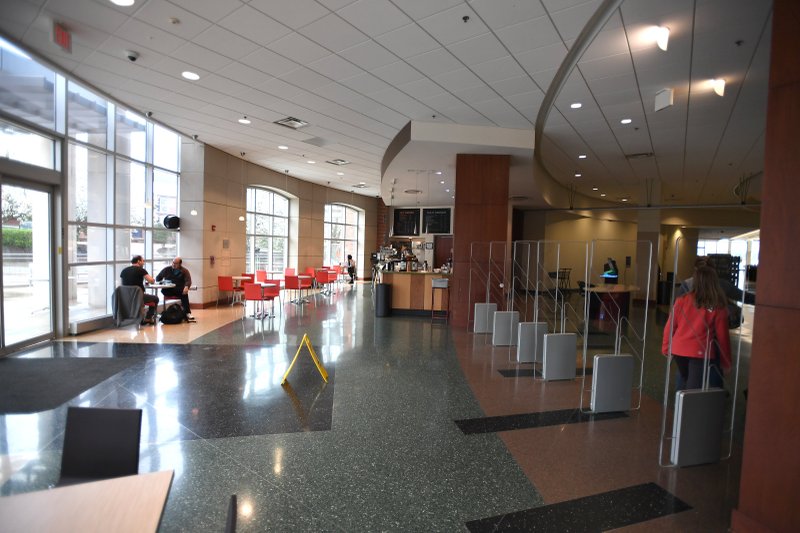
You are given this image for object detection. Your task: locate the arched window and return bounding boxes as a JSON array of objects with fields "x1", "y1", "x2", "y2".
[
  {"x1": 246, "y1": 187, "x2": 289, "y2": 275},
  {"x1": 324, "y1": 204, "x2": 360, "y2": 267}
]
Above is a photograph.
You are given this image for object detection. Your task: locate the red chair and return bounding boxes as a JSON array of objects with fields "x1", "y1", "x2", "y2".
[
  {"x1": 242, "y1": 282, "x2": 266, "y2": 319},
  {"x1": 262, "y1": 283, "x2": 281, "y2": 317},
  {"x1": 316, "y1": 269, "x2": 334, "y2": 295},
  {"x1": 240, "y1": 273, "x2": 255, "y2": 283},
  {"x1": 284, "y1": 267, "x2": 295, "y2": 277},
  {"x1": 255, "y1": 270, "x2": 267, "y2": 282},
  {"x1": 284, "y1": 275, "x2": 305, "y2": 304},
  {"x1": 217, "y1": 276, "x2": 243, "y2": 306}
]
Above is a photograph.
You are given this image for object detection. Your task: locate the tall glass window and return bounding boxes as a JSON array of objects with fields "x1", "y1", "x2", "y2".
[
  {"x1": 245, "y1": 187, "x2": 289, "y2": 275},
  {"x1": 0, "y1": 37, "x2": 56, "y2": 130},
  {"x1": 324, "y1": 204, "x2": 360, "y2": 267}
]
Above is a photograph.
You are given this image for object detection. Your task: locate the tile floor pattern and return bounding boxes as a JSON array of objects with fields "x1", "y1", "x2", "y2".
[{"x1": 0, "y1": 284, "x2": 749, "y2": 531}]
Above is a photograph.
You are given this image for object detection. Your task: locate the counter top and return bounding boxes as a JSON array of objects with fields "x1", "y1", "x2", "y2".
[{"x1": 383, "y1": 270, "x2": 451, "y2": 275}]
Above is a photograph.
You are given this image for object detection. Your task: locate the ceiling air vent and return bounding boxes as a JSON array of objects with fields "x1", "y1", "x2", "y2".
[
  {"x1": 274, "y1": 117, "x2": 308, "y2": 129},
  {"x1": 352, "y1": 183, "x2": 367, "y2": 189},
  {"x1": 404, "y1": 189, "x2": 422, "y2": 194},
  {"x1": 625, "y1": 152, "x2": 654, "y2": 160},
  {"x1": 326, "y1": 159, "x2": 350, "y2": 166}
]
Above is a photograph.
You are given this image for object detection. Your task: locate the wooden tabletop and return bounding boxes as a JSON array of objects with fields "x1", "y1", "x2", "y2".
[{"x1": 0, "y1": 470, "x2": 174, "y2": 533}]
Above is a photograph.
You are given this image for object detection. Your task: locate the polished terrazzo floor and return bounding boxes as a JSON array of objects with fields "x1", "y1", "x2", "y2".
[{"x1": 0, "y1": 284, "x2": 751, "y2": 531}]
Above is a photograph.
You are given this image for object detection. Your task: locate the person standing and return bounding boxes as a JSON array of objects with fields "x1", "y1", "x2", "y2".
[
  {"x1": 346, "y1": 254, "x2": 356, "y2": 284},
  {"x1": 156, "y1": 257, "x2": 195, "y2": 322},
  {"x1": 662, "y1": 266, "x2": 732, "y2": 390},
  {"x1": 120, "y1": 255, "x2": 158, "y2": 325}
]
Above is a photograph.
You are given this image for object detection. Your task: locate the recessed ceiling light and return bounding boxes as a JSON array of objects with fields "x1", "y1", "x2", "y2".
[
  {"x1": 278, "y1": 145, "x2": 288, "y2": 150},
  {"x1": 336, "y1": 172, "x2": 344, "y2": 176},
  {"x1": 600, "y1": 193, "x2": 606, "y2": 197},
  {"x1": 307, "y1": 160, "x2": 316, "y2": 164},
  {"x1": 570, "y1": 102, "x2": 582, "y2": 109},
  {"x1": 592, "y1": 187, "x2": 599, "y2": 191},
  {"x1": 578, "y1": 154, "x2": 587, "y2": 159},
  {"x1": 181, "y1": 71, "x2": 199, "y2": 81},
  {"x1": 620, "y1": 118, "x2": 632, "y2": 124},
  {"x1": 440, "y1": 180, "x2": 445, "y2": 184},
  {"x1": 190, "y1": 209, "x2": 198, "y2": 216},
  {"x1": 451, "y1": 196, "x2": 455, "y2": 199},
  {"x1": 435, "y1": 171, "x2": 442, "y2": 175},
  {"x1": 238, "y1": 116, "x2": 251, "y2": 124},
  {"x1": 110, "y1": 0, "x2": 134, "y2": 5},
  {"x1": 359, "y1": 181, "x2": 365, "y2": 185},
  {"x1": 621, "y1": 198, "x2": 629, "y2": 202},
  {"x1": 445, "y1": 189, "x2": 450, "y2": 193},
  {"x1": 574, "y1": 173, "x2": 582, "y2": 178}
]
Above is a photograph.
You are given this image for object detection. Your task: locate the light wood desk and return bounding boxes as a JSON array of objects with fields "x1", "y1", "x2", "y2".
[{"x1": 0, "y1": 470, "x2": 174, "y2": 533}]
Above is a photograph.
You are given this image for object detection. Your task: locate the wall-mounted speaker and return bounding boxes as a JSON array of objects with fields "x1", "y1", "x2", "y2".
[{"x1": 163, "y1": 215, "x2": 180, "y2": 229}]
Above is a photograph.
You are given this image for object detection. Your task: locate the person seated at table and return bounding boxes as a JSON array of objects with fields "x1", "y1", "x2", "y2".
[
  {"x1": 120, "y1": 255, "x2": 159, "y2": 325},
  {"x1": 156, "y1": 257, "x2": 195, "y2": 322}
]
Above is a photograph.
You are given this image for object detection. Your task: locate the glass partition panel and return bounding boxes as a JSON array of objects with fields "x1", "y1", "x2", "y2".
[
  {"x1": 0, "y1": 119, "x2": 56, "y2": 169},
  {"x1": 67, "y1": 81, "x2": 108, "y2": 148},
  {"x1": 153, "y1": 124, "x2": 180, "y2": 171},
  {"x1": 0, "y1": 37, "x2": 56, "y2": 130},
  {"x1": 115, "y1": 107, "x2": 146, "y2": 161},
  {"x1": 115, "y1": 158, "x2": 146, "y2": 226},
  {"x1": 68, "y1": 143, "x2": 108, "y2": 224}
]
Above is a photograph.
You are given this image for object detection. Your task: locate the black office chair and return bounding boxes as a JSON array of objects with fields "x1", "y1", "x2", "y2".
[
  {"x1": 225, "y1": 494, "x2": 237, "y2": 533},
  {"x1": 58, "y1": 406, "x2": 143, "y2": 486}
]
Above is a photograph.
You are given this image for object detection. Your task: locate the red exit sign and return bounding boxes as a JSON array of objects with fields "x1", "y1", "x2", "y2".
[{"x1": 53, "y1": 22, "x2": 72, "y2": 53}]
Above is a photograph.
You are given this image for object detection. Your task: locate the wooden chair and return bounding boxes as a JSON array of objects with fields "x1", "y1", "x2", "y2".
[{"x1": 58, "y1": 406, "x2": 142, "y2": 486}]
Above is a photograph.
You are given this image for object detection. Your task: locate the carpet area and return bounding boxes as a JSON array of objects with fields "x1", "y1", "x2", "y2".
[{"x1": 0, "y1": 357, "x2": 138, "y2": 414}]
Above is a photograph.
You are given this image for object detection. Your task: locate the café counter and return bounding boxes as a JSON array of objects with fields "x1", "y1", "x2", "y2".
[{"x1": 381, "y1": 271, "x2": 450, "y2": 313}]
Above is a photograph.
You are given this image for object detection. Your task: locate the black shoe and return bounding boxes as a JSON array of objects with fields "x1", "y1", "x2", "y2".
[{"x1": 141, "y1": 318, "x2": 155, "y2": 325}]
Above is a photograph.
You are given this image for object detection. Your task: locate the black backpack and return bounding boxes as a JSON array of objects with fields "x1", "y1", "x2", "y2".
[{"x1": 160, "y1": 303, "x2": 185, "y2": 324}]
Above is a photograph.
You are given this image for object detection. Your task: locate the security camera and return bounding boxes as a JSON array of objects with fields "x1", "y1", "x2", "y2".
[
  {"x1": 240, "y1": 151, "x2": 246, "y2": 157},
  {"x1": 125, "y1": 50, "x2": 139, "y2": 62},
  {"x1": 145, "y1": 111, "x2": 153, "y2": 118},
  {"x1": 192, "y1": 134, "x2": 199, "y2": 140}
]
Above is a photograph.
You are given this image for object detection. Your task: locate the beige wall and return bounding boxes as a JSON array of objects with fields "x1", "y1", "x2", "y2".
[{"x1": 181, "y1": 144, "x2": 377, "y2": 307}]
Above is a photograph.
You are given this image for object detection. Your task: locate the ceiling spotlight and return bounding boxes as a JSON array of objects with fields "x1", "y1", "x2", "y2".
[
  {"x1": 621, "y1": 198, "x2": 629, "y2": 202},
  {"x1": 336, "y1": 172, "x2": 344, "y2": 176},
  {"x1": 238, "y1": 215, "x2": 245, "y2": 221},
  {"x1": 592, "y1": 187, "x2": 599, "y2": 191},
  {"x1": 190, "y1": 209, "x2": 198, "y2": 216},
  {"x1": 620, "y1": 118, "x2": 632, "y2": 124},
  {"x1": 440, "y1": 180, "x2": 445, "y2": 184},
  {"x1": 110, "y1": 0, "x2": 135, "y2": 6},
  {"x1": 181, "y1": 71, "x2": 200, "y2": 81},
  {"x1": 711, "y1": 78, "x2": 726, "y2": 96},
  {"x1": 570, "y1": 102, "x2": 582, "y2": 109},
  {"x1": 278, "y1": 145, "x2": 288, "y2": 150},
  {"x1": 435, "y1": 171, "x2": 442, "y2": 175},
  {"x1": 578, "y1": 154, "x2": 587, "y2": 159},
  {"x1": 574, "y1": 173, "x2": 582, "y2": 178},
  {"x1": 238, "y1": 116, "x2": 251, "y2": 124},
  {"x1": 654, "y1": 26, "x2": 670, "y2": 51},
  {"x1": 600, "y1": 193, "x2": 606, "y2": 197},
  {"x1": 307, "y1": 160, "x2": 316, "y2": 164}
]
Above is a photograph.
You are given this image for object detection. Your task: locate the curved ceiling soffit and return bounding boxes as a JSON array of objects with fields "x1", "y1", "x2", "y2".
[{"x1": 534, "y1": 0, "x2": 625, "y2": 210}]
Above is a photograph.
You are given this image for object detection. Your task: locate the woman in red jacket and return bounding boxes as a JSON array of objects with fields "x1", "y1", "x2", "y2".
[{"x1": 662, "y1": 266, "x2": 731, "y2": 390}]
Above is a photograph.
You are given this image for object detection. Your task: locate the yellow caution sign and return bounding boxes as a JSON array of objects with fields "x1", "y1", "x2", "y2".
[{"x1": 281, "y1": 333, "x2": 329, "y2": 385}]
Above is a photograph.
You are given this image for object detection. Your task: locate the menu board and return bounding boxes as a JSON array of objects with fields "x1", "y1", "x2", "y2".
[
  {"x1": 392, "y1": 208, "x2": 419, "y2": 236},
  {"x1": 423, "y1": 208, "x2": 451, "y2": 234}
]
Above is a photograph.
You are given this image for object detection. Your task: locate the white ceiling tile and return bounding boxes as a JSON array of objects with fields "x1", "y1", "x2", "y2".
[
  {"x1": 578, "y1": 54, "x2": 634, "y2": 81},
  {"x1": 308, "y1": 54, "x2": 365, "y2": 81},
  {"x1": 134, "y1": 0, "x2": 212, "y2": 40},
  {"x1": 448, "y1": 33, "x2": 508, "y2": 66},
  {"x1": 171, "y1": 42, "x2": 233, "y2": 72},
  {"x1": 417, "y1": 5, "x2": 487, "y2": 46},
  {"x1": 390, "y1": 0, "x2": 463, "y2": 20},
  {"x1": 397, "y1": 78, "x2": 446, "y2": 100},
  {"x1": 532, "y1": 69, "x2": 558, "y2": 89},
  {"x1": 301, "y1": 13, "x2": 369, "y2": 53},
  {"x1": 369, "y1": 88, "x2": 433, "y2": 119},
  {"x1": 280, "y1": 67, "x2": 333, "y2": 90},
  {"x1": 549, "y1": 0, "x2": 605, "y2": 41},
  {"x1": 419, "y1": 91, "x2": 464, "y2": 112},
  {"x1": 192, "y1": 26, "x2": 259, "y2": 61},
  {"x1": 506, "y1": 91, "x2": 545, "y2": 120},
  {"x1": 471, "y1": 56, "x2": 527, "y2": 84},
  {"x1": 240, "y1": 48, "x2": 299, "y2": 78},
  {"x1": 339, "y1": 41, "x2": 399, "y2": 71},
  {"x1": 267, "y1": 33, "x2": 330, "y2": 65},
  {"x1": 433, "y1": 68, "x2": 484, "y2": 93},
  {"x1": 497, "y1": 16, "x2": 562, "y2": 54},
  {"x1": 451, "y1": 84, "x2": 498, "y2": 103},
  {"x1": 0, "y1": 0, "x2": 40, "y2": 39},
  {"x1": 339, "y1": 72, "x2": 393, "y2": 95},
  {"x1": 370, "y1": 61, "x2": 424, "y2": 86},
  {"x1": 218, "y1": 5, "x2": 292, "y2": 48},
  {"x1": 168, "y1": 0, "x2": 244, "y2": 23},
  {"x1": 314, "y1": 82, "x2": 363, "y2": 105},
  {"x1": 249, "y1": 0, "x2": 329, "y2": 29},
  {"x1": 405, "y1": 48, "x2": 462, "y2": 77},
  {"x1": 216, "y1": 61, "x2": 274, "y2": 87},
  {"x1": 470, "y1": 0, "x2": 547, "y2": 30},
  {"x1": 375, "y1": 23, "x2": 440, "y2": 59},
  {"x1": 318, "y1": 0, "x2": 359, "y2": 10},
  {"x1": 491, "y1": 76, "x2": 541, "y2": 98},
  {"x1": 337, "y1": 0, "x2": 411, "y2": 37},
  {"x1": 516, "y1": 43, "x2": 567, "y2": 76},
  {"x1": 436, "y1": 104, "x2": 490, "y2": 126},
  {"x1": 579, "y1": 27, "x2": 630, "y2": 62},
  {"x1": 196, "y1": 74, "x2": 252, "y2": 99},
  {"x1": 115, "y1": 17, "x2": 185, "y2": 55}
]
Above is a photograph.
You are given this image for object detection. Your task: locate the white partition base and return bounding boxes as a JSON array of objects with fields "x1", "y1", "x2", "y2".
[
  {"x1": 671, "y1": 388, "x2": 726, "y2": 467},
  {"x1": 474, "y1": 303, "x2": 498, "y2": 334},
  {"x1": 492, "y1": 311, "x2": 519, "y2": 346},
  {"x1": 517, "y1": 322, "x2": 548, "y2": 363},
  {"x1": 590, "y1": 354, "x2": 634, "y2": 413},
  {"x1": 542, "y1": 333, "x2": 577, "y2": 380}
]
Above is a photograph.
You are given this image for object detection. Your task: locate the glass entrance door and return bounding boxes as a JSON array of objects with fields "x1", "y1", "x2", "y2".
[{"x1": 1, "y1": 182, "x2": 54, "y2": 352}]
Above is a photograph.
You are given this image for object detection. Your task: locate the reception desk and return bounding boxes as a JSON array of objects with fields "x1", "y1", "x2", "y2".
[
  {"x1": 381, "y1": 272, "x2": 450, "y2": 313},
  {"x1": 587, "y1": 285, "x2": 639, "y2": 324}
]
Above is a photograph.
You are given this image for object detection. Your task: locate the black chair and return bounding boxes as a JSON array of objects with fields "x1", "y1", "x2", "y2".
[
  {"x1": 58, "y1": 406, "x2": 143, "y2": 486},
  {"x1": 225, "y1": 494, "x2": 237, "y2": 533}
]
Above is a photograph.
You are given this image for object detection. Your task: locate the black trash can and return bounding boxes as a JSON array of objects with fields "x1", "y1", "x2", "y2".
[{"x1": 375, "y1": 283, "x2": 392, "y2": 317}]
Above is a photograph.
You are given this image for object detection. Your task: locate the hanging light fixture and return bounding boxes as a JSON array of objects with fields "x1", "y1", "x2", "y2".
[
  {"x1": 653, "y1": 26, "x2": 670, "y2": 51},
  {"x1": 711, "y1": 78, "x2": 726, "y2": 97}
]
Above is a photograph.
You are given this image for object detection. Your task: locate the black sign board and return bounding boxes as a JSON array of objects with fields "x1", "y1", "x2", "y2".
[
  {"x1": 393, "y1": 208, "x2": 419, "y2": 236},
  {"x1": 423, "y1": 208, "x2": 451, "y2": 234}
]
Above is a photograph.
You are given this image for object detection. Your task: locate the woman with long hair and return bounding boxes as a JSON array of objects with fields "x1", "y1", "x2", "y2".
[{"x1": 662, "y1": 266, "x2": 731, "y2": 389}]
